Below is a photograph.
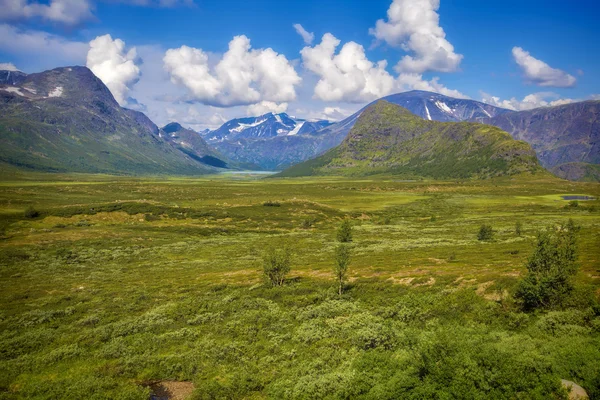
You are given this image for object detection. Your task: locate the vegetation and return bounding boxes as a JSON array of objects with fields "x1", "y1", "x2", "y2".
[
  {"x1": 515, "y1": 219, "x2": 580, "y2": 310},
  {"x1": 515, "y1": 220, "x2": 523, "y2": 236},
  {"x1": 0, "y1": 172, "x2": 598, "y2": 398},
  {"x1": 337, "y1": 219, "x2": 353, "y2": 243},
  {"x1": 262, "y1": 245, "x2": 292, "y2": 286},
  {"x1": 478, "y1": 224, "x2": 494, "y2": 241},
  {"x1": 333, "y1": 244, "x2": 351, "y2": 295}
]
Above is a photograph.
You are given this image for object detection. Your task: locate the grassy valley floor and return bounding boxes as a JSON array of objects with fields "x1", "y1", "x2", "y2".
[{"x1": 0, "y1": 173, "x2": 599, "y2": 399}]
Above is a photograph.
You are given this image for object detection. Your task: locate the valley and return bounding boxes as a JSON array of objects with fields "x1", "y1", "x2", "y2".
[{"x1": 0, "y1": 172, "x2": 599, "y2": 398}]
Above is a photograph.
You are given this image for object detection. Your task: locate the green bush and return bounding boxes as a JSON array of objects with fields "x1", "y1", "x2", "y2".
[
  {"x1": 477, "y1": 224, "x2": 494, "y2": 241},
  {"x1": 337, "y1": 219, "x2": 353, "y2": 243},
  {"x1": 262, "y1": 245, "x2": 292, "y2": 286},
  {"x1": 515, "y1": 220, "x2": 579, "y2": 311},
  {"x1": 263, "y1": 201, "x2": 281, "y2": 207},
  {"x1": 24, "y1": 206, "x2": 40, "y2": 219}
]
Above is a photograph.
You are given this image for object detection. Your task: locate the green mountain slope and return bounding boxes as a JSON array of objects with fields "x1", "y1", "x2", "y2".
[
  {"x1": 0, "y1": 66, "x2": 217, "y2": 175},
  {"x1": 278, "y1": 101, "x2": 543, "y2": 179}
]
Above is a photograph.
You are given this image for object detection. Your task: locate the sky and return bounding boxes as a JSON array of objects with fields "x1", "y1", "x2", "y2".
[{"x1": 1, "y1": 0, "x2": 599, "y2": 130}]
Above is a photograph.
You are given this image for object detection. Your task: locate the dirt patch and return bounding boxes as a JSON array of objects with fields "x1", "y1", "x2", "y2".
[{"x1": 148, "y1": 381, "x2": 195, "y2": 400}]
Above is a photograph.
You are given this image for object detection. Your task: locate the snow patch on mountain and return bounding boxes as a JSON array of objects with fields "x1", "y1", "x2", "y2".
[
  {"x1": 288, "y1": 121, "x2": 304, "y2": 136},
  {"x1": 48, "y1": 86, "x2": 63, "y2": 98},
  {"x1": 230, "y1": 117, "x2": 268, "y2": 133}
]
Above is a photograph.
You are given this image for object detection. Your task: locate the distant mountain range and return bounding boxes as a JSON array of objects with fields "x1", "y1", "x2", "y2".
[
  {"x1": 199, "y1": 112, "x2": 334, "y2": 170},
  {"x1": 200, "y1": 91, "x2": 510, "y2": 170},
  {"x1": 0, "y1": 65, "x2": 598, "y2": 181},
  {"x1": 0, "y1": 66, "x2": 226, "y2": 175},
  {"x1": 278, "y1": 101, "x2": 542, "y2": 179}
]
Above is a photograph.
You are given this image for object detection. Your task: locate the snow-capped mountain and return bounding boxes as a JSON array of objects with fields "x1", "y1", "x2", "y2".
[
  {"x1": 380, "y1": 91, "x2": 510, "y2": 122},
  {"x1": 202, "y1": 112, "x2": 333, "y2": 142}
]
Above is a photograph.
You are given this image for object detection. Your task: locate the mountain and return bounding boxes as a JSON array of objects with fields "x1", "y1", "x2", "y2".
[
  {"x1": 0, "y1": 66, "x2": 222, "y2": 175},
  {"x1": 477, "y1": 101, "x2": 600, "y2": 172},
  {"x1": 550, "y1": 162, "x2": 600, "y2": 182},
  {"x1": 278, "y1": 101, "x2": 542, "y2": 179},
  {"x1": 160, "y1": 122, "x2": 229, "y2": 168},
  {"x1": 201, "y1": 112, "x2": 334, "y2": 170},
  {"x1": 0, "y1": 70, "x2": 27, "y2": 86},
  {"x1": 204, "y1": 112, "x2": 332, "y2": 142}
]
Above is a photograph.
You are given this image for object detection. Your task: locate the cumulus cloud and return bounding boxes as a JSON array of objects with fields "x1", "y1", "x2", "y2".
[
  {"x1": 301, "y1": 33, "x2": 396, "y2": 102},
  {"x1": 246, "y1": 101, "x2": 288, "y2": 116},
  {"x1": 0, "y1": 62, "x2": 19, "y2": 71},
  {"x1": 0, "y1": 0, "x2": 94, "y2": 25},
  {"x1": 163, "y1": 35, "x2": 301, "y2": 108},
  {"x1": 397, "y1": 73, "x2": 467, "y2": 98},
  {"x1": 86, "y1": 34, "x2": 141, "y2": 106},
  {"x1": 293, "y1": 24, "x2": 314, "y2": 45},
  {"x1": 0, "y1": 24, "x2": 88, "y2": 68},
  {"x1": 512, "y1": 47, "x2": 576, "y2": 88},
  {"x1": 481, "y1": 91, "x2": 575, "y2": 111},
  {"x1": 370, "y1": 0, "x2": 462, "y2": 74},
  {"x1": 300, "y1": 33, "x2": 464, "y2": 102}
]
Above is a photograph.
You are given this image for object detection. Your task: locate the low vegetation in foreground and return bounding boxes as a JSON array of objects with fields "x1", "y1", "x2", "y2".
[{"x1": 0, "y1": 172, "x2": 599, "y2": 399}]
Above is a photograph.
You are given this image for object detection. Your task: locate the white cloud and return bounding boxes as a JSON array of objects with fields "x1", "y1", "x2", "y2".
[
  {"x1": 397, "y1": 72, "x2": 467, "y2": 98},
  {"x1": 301, "y1": 33, "x2": 396, "y2": 102},
  {"x1": 0, "y1": 0, "x2": 94, "y2": 25},
  {"x1": 0, "y1": 24, "x2": 88, "y2": 68},
  {"x1": 163, "y1": 35, "x2": 301, "y2": 108},
  {"x1": 293, "y1": 23, "x2": 314, "y2": 45},
  {"x1": 86, "y1": 34, "x2": 141, "y2": 106},
  {"x1": 512, "y1": 47, "x2": 576, "y2": 88},
  {"x1": 370, "y1": 0, "x2": 462, "y2": 74},
  {"x1": 246, "y1": 101, "x2": 288, "y2": 116},
  {"x1": 300, "y1": 33, "x2": 464, "y2": 102},
  {"x1": 481, "y1": 91, "x2": 575, "y2": 111},
  {"x1": 0, "y1": 62, "x2": 19, "y2": 71}
]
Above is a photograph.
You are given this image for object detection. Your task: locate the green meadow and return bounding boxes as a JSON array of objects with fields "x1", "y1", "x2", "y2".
[{"x1": 0, "y1": 172, "x2": 599, "y2": 399}]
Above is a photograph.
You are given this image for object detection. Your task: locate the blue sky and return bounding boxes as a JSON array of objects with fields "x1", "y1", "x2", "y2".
[{"x1": 1, "y1": 0, "x2": 599, "y2": 129}]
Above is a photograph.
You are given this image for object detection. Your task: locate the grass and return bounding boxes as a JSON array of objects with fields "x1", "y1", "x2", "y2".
[{"x1": 0, "y1": 172, "x2": 599, "y2": 399}]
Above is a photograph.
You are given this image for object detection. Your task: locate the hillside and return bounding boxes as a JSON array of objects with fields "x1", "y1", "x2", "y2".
[
  {"x1": 0, "y1": 66, "x2": 220, "y2": 175},
  {"x1": 551, "y1": 162, "x2": 600, "y2": 182},
  {"x1": 477, "y1": 101, "x2": 600, "y2": 173},
  {"x1": 278, "y1": 101, "x2": 542, "y2": 179}
]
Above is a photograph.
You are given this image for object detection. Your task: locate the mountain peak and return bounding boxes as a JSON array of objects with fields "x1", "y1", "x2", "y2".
[{"x1": 162, "y1": 122, "x2": 184, "y2": 134}]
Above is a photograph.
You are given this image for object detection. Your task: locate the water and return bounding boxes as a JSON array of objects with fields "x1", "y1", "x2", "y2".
[{"x1": 561, "y1": 195, "x2": 596, "y2": 201}]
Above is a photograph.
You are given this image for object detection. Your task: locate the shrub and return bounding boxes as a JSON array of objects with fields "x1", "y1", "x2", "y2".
[
  {"x1": 262, "y1": 245, "x2": 292, "y2": 286},
  {"x1": 337, "y1": 219, "x2": 353, "y2": 243},
  {"x1": 24, "y1": 206, "x2": 40, "y2": 219},
  {"x1": 515, "y1": 220, "x2": 579, "y2": 311},
  {"x1": 333, "y1": 244, "x2": 351, "y2": 295},
  {"x1": 477, "y1": 224, "x2": 494, "y2": 241},
  {"x1": 300, "y1": 218, "x2": 314, "y2": 229},
  {"x1": 515, "y1": 221, "x2": 523, "y2": 237},
  {"x1": 263, "y1": 201, "x2": 281, "y2": 207}
]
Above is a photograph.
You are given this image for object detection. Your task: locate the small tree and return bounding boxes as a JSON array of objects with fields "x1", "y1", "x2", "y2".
[
  {"x1": 262, "y1": 246, "x2": 292, "y2": 287},
  {"x1": 334, "y1": 244, "x2": 351, "y2": 295},
  {"x1": 515, "y1": 220, "x2": 579, "y2": 310},
  {"x1": 477, "y1": 224, "x2": 494, "y2": 241},
  {"x1": 337, "y1": 219, "x2": 353, "y2": 243},
  {"x1": 515, "y1": 221, "x2": 523, "y2": 237}
]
